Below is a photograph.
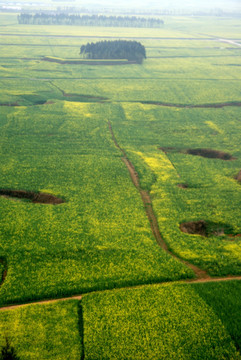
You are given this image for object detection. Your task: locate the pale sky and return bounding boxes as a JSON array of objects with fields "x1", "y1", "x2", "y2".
[{"x1": 3, "y1": 0, "x2": 241, "y2": 11}]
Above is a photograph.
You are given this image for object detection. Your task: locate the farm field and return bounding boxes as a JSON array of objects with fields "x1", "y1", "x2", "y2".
[{"x1": 0, "y1": 12, "x2": 241, "y2": 359}]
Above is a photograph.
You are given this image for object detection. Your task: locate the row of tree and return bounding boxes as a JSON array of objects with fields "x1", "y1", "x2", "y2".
[
  {"x1": 17, "y1": 13, "x2": 164, "y2": 28},
  {"x1": 80, "y1": 40, "x2": 146, "y2": 64}
]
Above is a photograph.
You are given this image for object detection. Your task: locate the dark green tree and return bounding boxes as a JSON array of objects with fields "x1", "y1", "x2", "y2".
[
  {"x1": 80, "y1": 40, "x2": 146, "y2": 64},
  {"x1": 1, "y1": 338, "x2": 20, "y2": 360},
  {"x1": 18, "y1": 13, "x2": 164, "y2": 28}
]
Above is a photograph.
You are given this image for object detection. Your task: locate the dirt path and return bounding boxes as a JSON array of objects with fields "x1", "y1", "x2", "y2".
[
  {"x1": 108, "y1": 121, "x2": 210, "y2": 280},
  {"x1": 0, "y1": 295, "x2": 82, "y2": 312},
  {"x1": 218, "y1": 38, "x2": 241, "y2": 47},
  {"x1": 1, "y1": 276, "x2": 241, "y2": 312}
]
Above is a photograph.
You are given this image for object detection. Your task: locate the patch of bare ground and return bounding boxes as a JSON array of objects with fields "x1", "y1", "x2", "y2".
[
  {"x1": 159, "y1": 146, "x2": 235, "y2": 160},
  {"x1": 186, "y1": 148, "x2": 235, "y2": 160},
  {"x1": 180, "y1": 220, "x2": 236, "y2": 238},
  {"x1": 180, "y1": 220, "x2": 207, "y2": 236},
  {"x1": 177, "y1": 183, "x2": 189, "y2": 189},
  {"x1": 108, "y1": 121, "x2": 209, "y2": 280},
  {"x1": 0, "y1": 189, "x2": 64, "y2": 205}
]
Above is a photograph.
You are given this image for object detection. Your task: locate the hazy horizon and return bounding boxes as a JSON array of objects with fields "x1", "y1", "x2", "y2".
[{"x1": 2, "y1": 0, "x2": 241, "y2": 11}]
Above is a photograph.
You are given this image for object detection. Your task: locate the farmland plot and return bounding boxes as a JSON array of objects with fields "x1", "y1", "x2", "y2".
[
  {"x1": 112, "y1": 103, "x2": 241, "y2": 275},
  {"x1": 82, "y1": 283, "x2": 240, "y2": 359},
  {"x1": 0, "y1": 300, "x2": 82, "y2": 360},
  {"x1": 0, "y1": 102, "x2": 191, "y2": 305},
  {"x1": 0, "y1": 12, "x2": 241, "y2": 359}
]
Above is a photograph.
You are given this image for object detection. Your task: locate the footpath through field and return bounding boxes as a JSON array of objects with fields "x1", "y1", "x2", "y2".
[{"x1": 1, "y1": 276, "x2": 241, "y2": 312}]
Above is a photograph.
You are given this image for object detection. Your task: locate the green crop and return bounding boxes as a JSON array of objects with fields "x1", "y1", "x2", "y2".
[
  {"x1": 0, "y1": 300, "x2": 82, "y2": 360},
  {"x1": 0, "y1": 12, "x2": 241, "y2": 359},
  {"x1": 0, "y1": 102, "x2": 192, "y2": 305},
  {"x1": 111, "y1": 103, "x2": 241, "y2": 275},
  {"x1": 193, "y1": 281, "x2": 241, "y2": 352},
  {"x1": 82, "y1": 283, "x2": 240, "y2": 359}
]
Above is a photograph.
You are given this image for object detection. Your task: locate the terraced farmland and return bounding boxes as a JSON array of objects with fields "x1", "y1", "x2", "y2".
[{"x1": 0, "y1": 12, "x2": 241, "y2": 359}]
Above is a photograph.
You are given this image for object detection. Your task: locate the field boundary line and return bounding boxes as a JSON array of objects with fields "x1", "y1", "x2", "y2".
[{"x1": 1, "y1": 276, "x2": 241, "y2": 312}]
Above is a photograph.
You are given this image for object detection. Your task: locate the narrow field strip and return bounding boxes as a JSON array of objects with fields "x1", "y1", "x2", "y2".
[
  {"x1": 1, "y1": 276, "x2": 241, "y2": 312},
  {"x1": 108, "y1": 121, "x2": 209, "y2": 280}
]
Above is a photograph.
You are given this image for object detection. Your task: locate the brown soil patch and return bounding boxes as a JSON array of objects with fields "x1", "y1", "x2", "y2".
[
  {"x1": 235, "y1": 170, "x2": 241, "y2": 182},
  {"x1": 186, "y1": 148, "x2": 235, "y2": 160},
  {"x1": 177, "y1": 183, "x2": 189, "y2": 189},
  {"x1": 159, "y1": 146, "x2": 235, "y2": 161},
  {"x1": 180, "y1": 220, "x2": 235, "y2": 238},
  {"x1": 180, "y1": 220, "x2": 207, "y2": 236},
  {"x1": 0, "y1": 189, "x2": 64, "y2": 205}
]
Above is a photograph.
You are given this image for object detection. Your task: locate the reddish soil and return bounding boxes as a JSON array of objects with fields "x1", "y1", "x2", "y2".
[{"x1": 0, "y1": 189, "x2": 64, "y2": 205}]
